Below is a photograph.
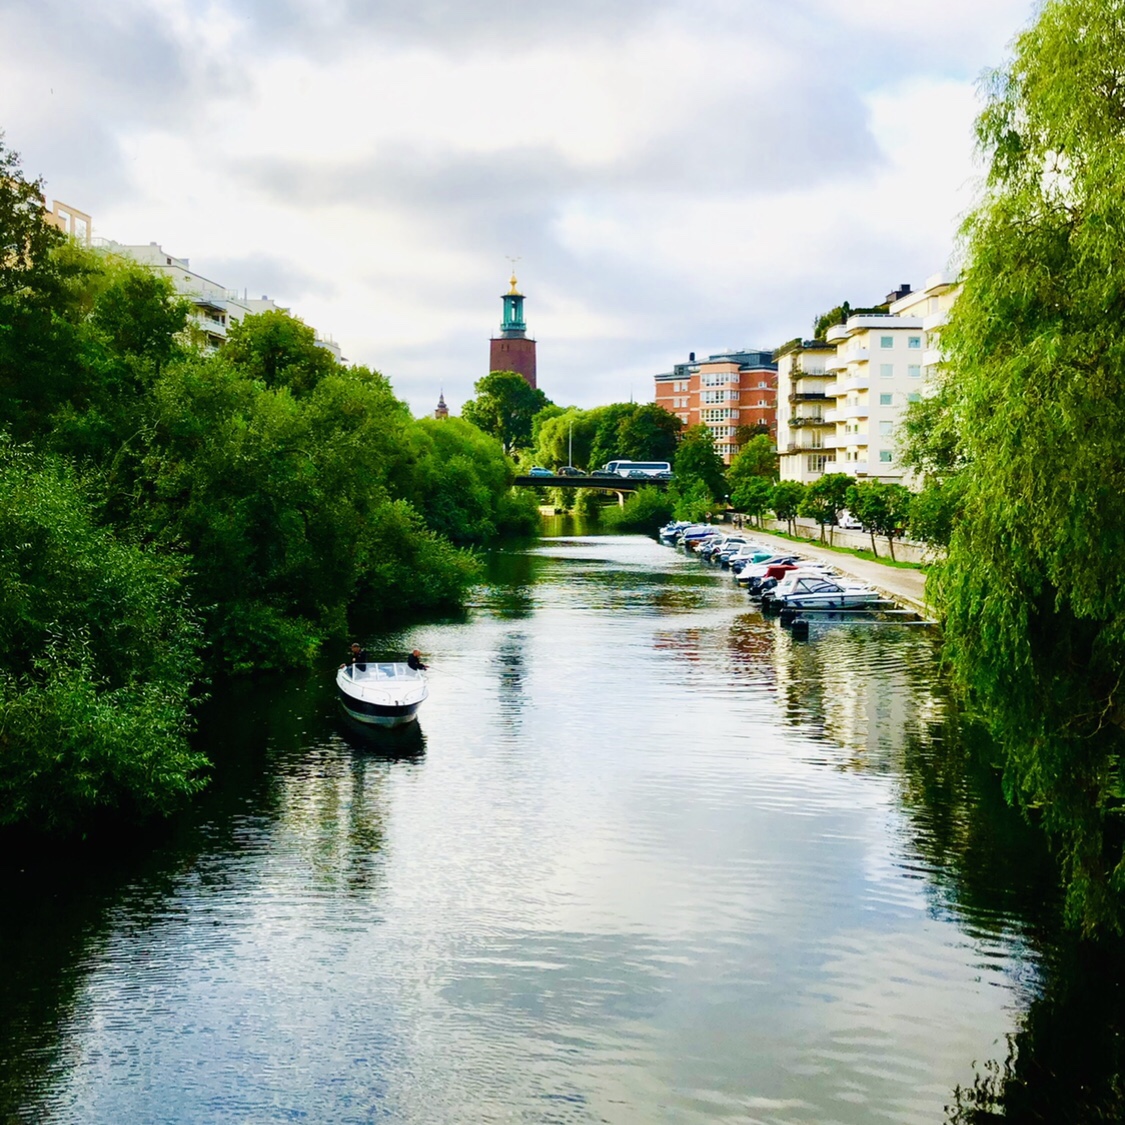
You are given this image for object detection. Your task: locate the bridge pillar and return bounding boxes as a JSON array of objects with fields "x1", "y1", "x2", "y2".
[{"x1": 615, "y1": 491, "x2": 626, "y2": 507}]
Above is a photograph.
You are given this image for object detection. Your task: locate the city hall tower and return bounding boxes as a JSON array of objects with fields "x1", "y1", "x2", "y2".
[{"x1": 489, "y1": 273, "x2": 537, "y2": 389}]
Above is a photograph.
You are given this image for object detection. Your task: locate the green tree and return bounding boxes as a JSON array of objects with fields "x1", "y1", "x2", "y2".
[
  {"x1": 673, "y1": 424, "x2": 726, "y2": 501},
  {"x1": 798, "y1": 472, "x2": 854, "y2": 541},
  {"x1": 616, "y1": 403, "x2": 682, "y2": 463},
  {"x1": 223, "y1": 309, "x2": 339, "y2": 397},
  {"x1": 535, "y1": 406, "x2": 597, "y2": 470},
  {"x1": 913, "y1": 0, "x2": 1125, "y2": 932},
  {"x1": 727, "y1": 435, "x2": 778, "y2": 512},
  {"x1": 770, "y1": 480, "x2": 806, "y2": 534},
  {"x1": 845, "y1": 480, "x2": 912, "y2": 560},
  {"x1": 908, "y1": 476, "x2": 965, "y2": 549},
  {"x1": 0, "y1": 446, "x2": 206, "y2": 831},
  {"x1": 461, "y1": 370, "x2": 550, "y2": 453},
  {"x1": 731, "y1": 475, "x2": 773, "y2": 526},
  {"x1": 601, "y1": 485, "x2": 674, "y2": 533},
  {"x1": 587, "y1": 402, "x2": 638, "y2": 471}
]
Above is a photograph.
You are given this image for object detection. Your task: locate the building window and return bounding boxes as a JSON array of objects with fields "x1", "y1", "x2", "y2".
[
  {"x1": 907, "y1": 364, "x2": 921, "y2": 378},
  {"x1": 807, "y1": 454, "x2": 827, "y2": 473},
  {"x1": 879, "y1": 393, "x2": 893, "y2": 405},
  {"x1": 907, "y1": 392, "x2": 921, "y2": 403},
  {"x1": 908, "y1": 336, "x2": 921, "y2": 349},
  {"x1": 880, "y1": 364, "x2": 893, "y2": 378},
  {"x1": 880, "y1": 336, "x2": 894, "y2": 349},
  {"x1": 879, "y1": 450, "x2": 893, "y2": 463},
  {"x1": 879, "y1": 421, "x2": 894, "y2": 435}
]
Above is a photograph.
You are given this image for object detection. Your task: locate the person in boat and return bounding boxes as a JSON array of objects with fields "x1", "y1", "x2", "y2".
[
  {"x1": 341, "y1": 642, "x2": 368, "y2": 671},
  {"x1": 407, "y1": 649, "x2": 428, "y2": 671}
]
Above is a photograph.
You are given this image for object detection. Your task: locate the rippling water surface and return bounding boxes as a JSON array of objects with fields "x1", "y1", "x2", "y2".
[{"x1": 1, "y1": 529, "x2": 1063, "y2": 1123}]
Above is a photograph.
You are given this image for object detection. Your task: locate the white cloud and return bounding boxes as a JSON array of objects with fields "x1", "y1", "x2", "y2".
[{"x1": 2, "y1": 0, "x2": 1040, "y2": 413}]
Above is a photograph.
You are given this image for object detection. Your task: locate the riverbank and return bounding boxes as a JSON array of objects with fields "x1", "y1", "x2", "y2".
[{"x1": 718, "y1": 524, "x2": 932, "y2": 618}]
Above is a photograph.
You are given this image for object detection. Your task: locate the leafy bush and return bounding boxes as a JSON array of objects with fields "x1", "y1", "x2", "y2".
[
  {"x1": 0, "y1": 449, "x2": 205, "y2": 830},
  {"x1": 601, "y1": 486, "x2": 674, "y2": 533}
]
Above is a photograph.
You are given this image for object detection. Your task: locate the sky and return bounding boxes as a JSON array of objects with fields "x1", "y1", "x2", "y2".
[{"x1": 1, "y1": 0, "x2": 1040, "y2": 416}]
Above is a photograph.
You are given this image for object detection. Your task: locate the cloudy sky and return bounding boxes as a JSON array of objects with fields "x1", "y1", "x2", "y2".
[{"x1": 2, "y1": 0, "x2": 1037, "y2": 415}]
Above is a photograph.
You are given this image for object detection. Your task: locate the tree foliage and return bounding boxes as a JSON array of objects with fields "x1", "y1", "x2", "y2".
[
  {"x1": 601, "y1": 486, "x2": 674, "y2": 534},
  {"x1": 461, "y1": 370, "x2": 551, "y2": 453},
  {"x1": 918, "y1": 0, "x2": 1125, "y2": 932},
  {"x1": 673, "y1": 424, "x2": 726, "y2": 501},
  {"x1": 770, "y1": 480, "x2": 806, "y2": 534},
  {"x1": 845, "y1": 479, "x2": 912, "y2": 560},
  {"x1": 0, "y1": 446, "x2": 206, "y2": 831},
  {"x1": 0, "y1": 137, "x2": 539, "y2": 833},
  {"x1": 798, "y1": 472, "x2": 854, "y2": 540}
]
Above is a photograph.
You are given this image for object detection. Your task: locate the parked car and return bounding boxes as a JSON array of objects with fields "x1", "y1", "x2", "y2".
[{"x1": 528, "y1": 466, "x2": 553, "y2": 477}]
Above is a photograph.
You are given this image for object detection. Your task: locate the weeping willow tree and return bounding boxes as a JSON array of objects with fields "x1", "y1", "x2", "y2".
[{"x1": 928, "y1": 0, "x2": 1125, "y2": 934}]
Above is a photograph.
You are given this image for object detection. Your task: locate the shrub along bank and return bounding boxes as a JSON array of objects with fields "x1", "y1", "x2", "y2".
[{"x1": 0, "y1": 137, "x2": 538, "y2": 833}]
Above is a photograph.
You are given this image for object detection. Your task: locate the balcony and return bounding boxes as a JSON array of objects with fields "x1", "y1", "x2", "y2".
[
  {"x1": 790, "y1": 415, "x2": 829, "y2": 428},
  {"x1": 788, "y1": 391, "x2": 828, "y2": 403},
  {"x1": 824, "y1": 408, "x2": 840, "y2": 423},
  {"x1": 844, "y1": 347, "x2": 870, "y2": 364},
  {"x1": 922, "y1": 349, "x2": 942, "y2": 367},
  {"x1": 839, "y1": 374, "x2": 869, "y2": 393},
  {"x1": 786, "y1": 442, "x2": 827, "y2": 454},
  {"x1": 922, "y1": 309, "x2": 948, "y2": 332}
]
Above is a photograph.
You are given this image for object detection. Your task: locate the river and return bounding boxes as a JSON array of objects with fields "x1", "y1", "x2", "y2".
[{"x1": 1, "y1": 526, "x2": 1115, "y2": 1123}]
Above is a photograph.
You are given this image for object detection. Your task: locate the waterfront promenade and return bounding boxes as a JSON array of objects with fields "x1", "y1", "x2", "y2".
[{"x1": 723, "y1": 526, "x2": 932, "y2": 618}]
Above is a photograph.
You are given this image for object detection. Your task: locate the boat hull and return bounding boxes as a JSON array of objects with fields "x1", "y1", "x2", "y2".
[
  {"x1": 775, "y1": 591, "x2": 880, "y2": 610},
  {"x1": 336, "y1": 688, "x2": 422, "y2": 727}
]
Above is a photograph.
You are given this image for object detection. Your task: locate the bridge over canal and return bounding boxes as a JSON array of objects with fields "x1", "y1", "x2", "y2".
[{"x1": 512, "y1": 474, "x2": 670, "y2": 505}]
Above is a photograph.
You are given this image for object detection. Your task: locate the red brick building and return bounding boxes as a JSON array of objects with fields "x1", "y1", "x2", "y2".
[{"x1": 654, "y1": 349, "x2": 778, "y2": 463}]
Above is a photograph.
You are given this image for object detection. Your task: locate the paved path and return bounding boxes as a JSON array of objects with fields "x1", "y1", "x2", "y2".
[{"x1": 719, "y1": 526, "x2": 933, "y2": 619}]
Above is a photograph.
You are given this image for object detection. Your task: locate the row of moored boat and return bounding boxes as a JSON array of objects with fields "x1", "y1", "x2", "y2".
[{"x1": 658, "y1": 522, "x2": 887, "y2": 617}]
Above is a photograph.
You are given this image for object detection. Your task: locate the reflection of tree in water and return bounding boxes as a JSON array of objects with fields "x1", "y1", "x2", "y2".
[
  {"x1": 765, "y1": 620, "x2": 1125, "y2": 1119},
  {"x1": 946, "y1": 936, "x2": 1125, "y2": 1122},
  {"x1": 495, "y1": 633, "x2": 527, "y2": 729},
  {"x1": 0, "y1": 670, "x2": 411, "y2": 1118},
  {"x1": 478, "y1": 551, "x2": 540, "y2": 620}
]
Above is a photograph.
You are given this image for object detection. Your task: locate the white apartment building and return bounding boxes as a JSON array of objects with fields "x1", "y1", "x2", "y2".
[
  {"x1": 776, "y1": 273, "x2": 960, "y2": 485},
  {"x1": 96, "y1": 240, "x2": 344, "y2": 361},
  {"x1": 776, "y1": 340, "x2": 836, "y2": 484}
]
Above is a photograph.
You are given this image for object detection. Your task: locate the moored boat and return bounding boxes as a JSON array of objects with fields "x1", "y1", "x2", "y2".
[{"x1": 336, "y1": 661, "x2": 428, "y2": 726}]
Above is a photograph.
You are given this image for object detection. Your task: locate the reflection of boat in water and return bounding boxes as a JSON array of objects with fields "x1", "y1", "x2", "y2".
[
  {"x1": 337, "y1": 710, "x2": 426, "y2": 757},
  {"x1": 336, "y1": 662, "x2": 427, "y2": 727}
]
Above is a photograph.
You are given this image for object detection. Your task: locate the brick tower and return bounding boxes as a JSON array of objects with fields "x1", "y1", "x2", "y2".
[{"x1": 489, "y1": 273, "x2": 537, "y2": 389}]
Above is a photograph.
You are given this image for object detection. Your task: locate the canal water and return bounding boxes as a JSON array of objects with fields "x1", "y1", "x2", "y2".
[{"x1": 0, "y1": 528, "x2": 1104, "y2": 1122}]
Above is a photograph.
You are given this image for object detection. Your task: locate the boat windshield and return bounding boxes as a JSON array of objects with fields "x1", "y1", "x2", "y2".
[{"x1": 345, "y1": 662, "x2": 424, "y2": 681}]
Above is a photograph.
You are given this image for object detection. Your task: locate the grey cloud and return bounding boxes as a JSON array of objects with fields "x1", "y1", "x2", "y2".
[
  {"x1": 197, "y1": 253, "x2": 339, "y2": 305},
  {"x1": 225, "y1": 0, "x2": 681, "y2": 54}
]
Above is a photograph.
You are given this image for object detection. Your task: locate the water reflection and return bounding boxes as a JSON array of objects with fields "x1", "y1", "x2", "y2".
[{"x1": 0, "y1": 530, "x2": 1111, "y2": 1123}]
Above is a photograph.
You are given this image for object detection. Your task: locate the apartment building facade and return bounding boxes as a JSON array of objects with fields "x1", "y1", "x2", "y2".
[
  {"x1": 97, "y1": 240, "x2": 344, "y2": 360},
  {"x1": 654, "y1": 348, "x2": 777, "y2": 464},
  {"x1": 775, "y1": 340, "x2": 837, "y2": 484},
  {"x1": 776, "y1": 273, "x2": 960, "y2": 485}
]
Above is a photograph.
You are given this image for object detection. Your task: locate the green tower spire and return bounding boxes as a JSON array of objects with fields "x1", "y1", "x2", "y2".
[{"x1": 500, "y1": 273, "x2": 526, "y2": 338}]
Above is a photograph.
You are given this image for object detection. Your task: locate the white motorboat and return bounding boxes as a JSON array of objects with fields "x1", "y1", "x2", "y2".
[
  {"x1": 336, "y1": 662, "x2": 428, "y2": 726},
  {"x1": 772, "y1": 575, "x2": 881, "y2": 610}
]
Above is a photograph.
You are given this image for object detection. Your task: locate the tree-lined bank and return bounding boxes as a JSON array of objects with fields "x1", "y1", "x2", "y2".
[{"x1": 0, "y1": 138, "x2": 538, "y2": 833}]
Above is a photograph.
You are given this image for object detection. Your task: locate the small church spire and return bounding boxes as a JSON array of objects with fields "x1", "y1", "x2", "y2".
[{"x1": 434, "y1": 389, "x2": 449, "y2": 420}]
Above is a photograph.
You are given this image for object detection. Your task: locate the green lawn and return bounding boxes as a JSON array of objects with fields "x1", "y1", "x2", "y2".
[{"x1": 747, "y1": 527, "x2": 930, "y2": 571}]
